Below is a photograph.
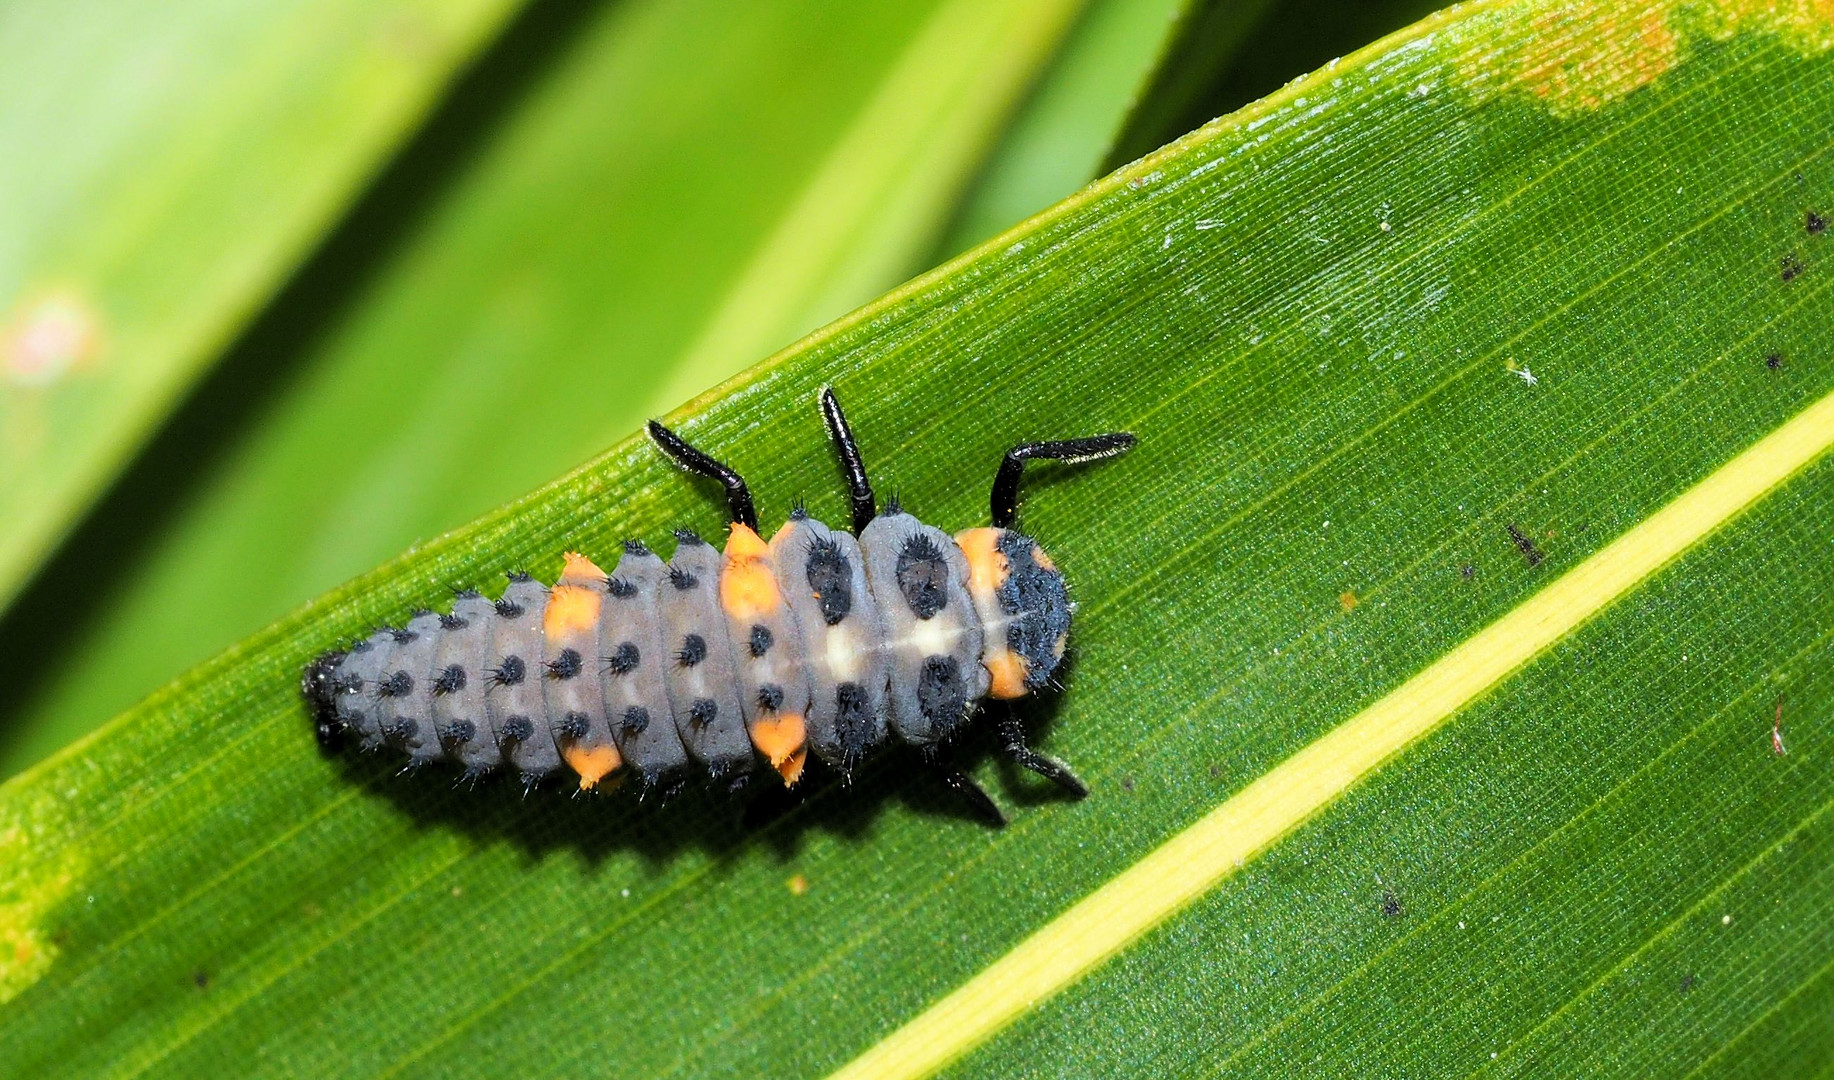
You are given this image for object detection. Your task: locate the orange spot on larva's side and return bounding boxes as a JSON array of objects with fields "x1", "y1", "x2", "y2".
[
  {"x1": 1339, "y1": 590, "x2": 1359, "y2": 612},
  {"x1": 564, "y1": 743, "x2": 622, "y2": 789},
  {"x1": 722, "y1": 523, "x2": 781, "y2": 619},
  {"x1": 544, "y1": 552, "x2": 605, "y2": 638},
  {"x1": 1031, "y1": 545, "x2": 1057, "y2": 573},
  {"x1": 955, "y1": 528, "x2": 1009, "y2": 596},
  {"x1": 749, "y1": 712, "x2": 807, "y2": 785},
  {"x1": 558, "y1": 551, "x2": 606, "y2": 583},
  {"x1": 986, "y1": 650, "x2": 1029, "y2": 699}
]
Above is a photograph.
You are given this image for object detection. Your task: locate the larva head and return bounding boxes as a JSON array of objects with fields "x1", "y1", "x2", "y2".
[
  {"x1": 302, "y1": 650, "x2": 348, "y2": 752},
  {"x1": 957, "y1": 528, "x2": 1072, "y2": 698}
]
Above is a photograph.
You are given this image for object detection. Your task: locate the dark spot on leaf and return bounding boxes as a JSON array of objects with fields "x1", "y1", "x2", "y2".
[
  {"x1": 1506, "y1": 523, "x2": 1543, "y2": 568},
  {"x1": 1121, "y1": 776, "x2": 1136, "y2": 792},
  {"x1": 1781, "y1": 252, "x2": 1806, "y2": 282},
  {"x1": 193, "y1": 971, "x2": 209, "y2": 991},
  {"x1": 1808, "y1": 210, "x2": 1827, "y2": 235},
  {"x1": 1766, "y1": 350, "x2": 1785, "y2": 371},
  {"x1": 1460, "y1": 564, "x2": 1477, "y2": 580},
  {"x1": 1679, "y1": 973, "x2": 1697, "y2": 994},
  {"x1": 1381, "y1": 889, "x2": 1403, "y2": 918}
]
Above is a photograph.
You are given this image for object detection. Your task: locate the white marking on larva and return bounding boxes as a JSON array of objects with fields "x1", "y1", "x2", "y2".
[
  {"x1": 824, "y1": 626, "x2": 861, "y2": 682},
  {"x1": 907, "y1": 617, "x2": 955, "y2": 657}
]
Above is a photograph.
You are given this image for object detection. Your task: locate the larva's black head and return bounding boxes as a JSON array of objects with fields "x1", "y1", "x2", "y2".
[
  {"x1": 302, "y1": 650, "x2": 348, "y2": 753},
  {"x1": 997, "y1": 531, "x2": 1072, "y2": 692}
]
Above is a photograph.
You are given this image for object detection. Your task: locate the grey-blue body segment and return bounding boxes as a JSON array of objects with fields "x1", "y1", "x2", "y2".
[{"x1": 305, "y1": 512, "x2": 1066, "y2": 792}]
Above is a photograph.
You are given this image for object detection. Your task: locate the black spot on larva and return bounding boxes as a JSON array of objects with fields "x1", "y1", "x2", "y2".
[
  {"x1": 383, "y1": 716, "x2": 418, "y2": 742},
  {"x1": 623, "y1": 539, "x2": 651, "y2": 556},
  {"x1": 494, "y1": 597, "x2": 525, "y2": 619},
  {"x1": 757, "y1": 683, "x2": 784, "y2": 712},
  {"x1": 335, "y1": 672, "x2": 363, "y2": 695},
  {"x1": 488, "y1": 655, "x2": 526, "y2": 688},
  {"x1": 688, "y1": 698, "x2": 719, "y2": 728},
  {"x1": 805, "y1": 538, "x2": 853, "y2": 625},
  {"x1": 1506, "y1": 523, "x2": 1544, "y2": 568},
  {"x1": 1808, "y1": 210, "x2": 1827, "y2": 235},
  {"x1": 557, "y1": 712, "x2": 591, "y2": 740},
  {"x1": 452, "y1": 587, "x2": 482, "y2": 600},
  {"x1": 916, "y1": 656, "x2": 967, "y2": 727},
  {"x1": 506, "y1": 570, "x2": 534, "y2": 583},
  {"x1": 896, "y1": 535, "x2": 949, "y2": 619},
  {"x1": 376, "y1": 670, "x2": 413, "y2": 699},
  {"x1": 834, "y1": 682, "x2": 873, "y2": 757},
  {"x1": 432, "y1": 664, "x2": 466, "y2": 696},
  {"x1": 546, "y1": 648, "x2": 583, "y2": 680},
  {"x1": 1380, "y1": 889, "x2": 1403, "y2": 918},
  {"x1": 500, "y1": 716, "x2": 533, "y2": 742},
  {"x1": 389, "y1": 627, "x2": 418, "y2": 645},
  {"x1": 439, "y1": 612, "x2": 468, "y2": 631},
  {"x1": 676, "y1": 634, "x2": 706, "y2": 667},
  {"x1": 439, "y1": 720, "x2": 475, "y2": 745},
  {"x1": 622, "y1": 706, "x2": 650, "y2": 735},
  {"x1": 749, "y1": 624, "x2": 773, "y2": 657},
  {"x1": 674, "y1": 528, "x2": 706, "y2": 547},
  {"x1": 606, "y1": 577, "x2": 638, "y2": 599},
  {"x1": 605, "y1": 641, "x2": 639, "y2": 675},
  {"x1": 1782, "y1": 252, "x2": 1806, "y2": 282},
  {"x1": 1766, "y1": 350, "x2": 1785, "y2": 371},
  {"x1": 668, "y1": 565, "x2": 699, "y2": 591},
  {"x1": 788, "y1": 501, "x2": 809, "y2": 520},
  {"x1": 883, "y1": 494, "x2": 904, "y2": 516}
]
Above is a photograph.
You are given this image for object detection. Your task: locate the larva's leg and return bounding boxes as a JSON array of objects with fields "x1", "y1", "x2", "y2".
[
  {"x1": 989, "y1": 433, "x2": 1136, "y2": 529},
  {"x1": 819, "y1": 386, "x2": 877, "y2": 535},
  {"x1": 921, "y1": 744, "x2": 1005, "y2": 828},
  {"x1": 996, "y1": 711, "x2": 1087, "y2": 799},
  {"x1": 647, "y1": 420, "x2": 757, "y2": 530}
]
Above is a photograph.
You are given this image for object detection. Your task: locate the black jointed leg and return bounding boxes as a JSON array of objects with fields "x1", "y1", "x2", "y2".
[
  {"x1": 990, "y1": 432, "x2": 1137, "y2": 529},
  {"x1": 997, "y1": 712, "x2": 1087, "y2": 799},
  {"x1": 922, "y1": 745, "x2": 1006, "y2": 828},
  {"x1": 819, "y1": 386, "x2": 877, "y2": 535},
  {"x1": 647, "y1": 420, "x2": 759, "y2": 530}
]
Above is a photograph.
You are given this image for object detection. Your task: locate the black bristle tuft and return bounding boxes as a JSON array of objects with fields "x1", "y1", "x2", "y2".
[
  {"x1": 673, "y1": 527, "x2": 705, "y2": 547},
  {"x1": 623, "y1": 539, "x2": 652, "y2": 556}
]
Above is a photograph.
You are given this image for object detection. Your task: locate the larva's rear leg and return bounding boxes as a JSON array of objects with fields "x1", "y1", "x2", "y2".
[{"x1": 996, "y1": 710, "x2": 1087, "y2": 799}]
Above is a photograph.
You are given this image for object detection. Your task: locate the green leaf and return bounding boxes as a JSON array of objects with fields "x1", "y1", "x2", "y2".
[
  {"x1": 0, "y1": 0, "x2": 1116, "y2": 778},
  {"x1": 5, "y1": 1, "x2": 1834, "y2": 1078},
  {"x1": 0, "y1": 0, "x2": 527, "y2": 611}
]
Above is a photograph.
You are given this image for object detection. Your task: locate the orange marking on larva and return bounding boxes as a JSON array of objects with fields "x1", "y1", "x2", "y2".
[
  {"x1": 1031, "y1": 545, "x2": 1057, "y2": 573},
  {"x1": 986, "y1": 649, "x2": 1030, "y2": 699},
  {"x1": 722, "y1": 522, "x2": 782, "y2": 619},
  {"x1": 544, "y1": 584, "x2": 601, "y2": 639},
  {"x1": 956, "y1": 527, "x2": 1009, "y2": 595},
  {"x1": 564, "y1": 742, "x2": 622, "y2": 790},
  {"x1": 750, "y1": 712, "x2": 807, "y2": 785},
  {"x1": 545, "y1": 552, "x2": 607, "y2": 638}
]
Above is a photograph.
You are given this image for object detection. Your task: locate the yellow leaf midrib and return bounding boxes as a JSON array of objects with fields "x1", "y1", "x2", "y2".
[{"x1": 827, "y1": 388, "x2": 1834, "y2": 1080}]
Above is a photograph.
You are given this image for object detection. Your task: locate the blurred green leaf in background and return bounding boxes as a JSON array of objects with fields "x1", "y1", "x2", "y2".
[{"x1": 0, "y1": 0, "x2": 1218, "y2": 776}]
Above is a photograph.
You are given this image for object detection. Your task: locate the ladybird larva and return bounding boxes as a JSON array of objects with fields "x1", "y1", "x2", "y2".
[{"x1": 302, "y1": 387, "x2": 1134, "y2": 826}]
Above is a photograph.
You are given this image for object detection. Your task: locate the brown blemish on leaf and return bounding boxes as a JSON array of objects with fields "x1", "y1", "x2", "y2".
[
  {"x1": 1458, "y1": 0, "x2": 1834, "y2": 116},
  {"x1": 0, "y1": 791, "x2": 83, "y2": 1006},
  {"x1": 1338, "y1": 590, "x2": 1359, "y2": 612}
]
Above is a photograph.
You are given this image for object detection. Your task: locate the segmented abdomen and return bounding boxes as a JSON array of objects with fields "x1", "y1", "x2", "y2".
[{"x1": 304, "y1": 506, "x2": 1062, "y2": 794}]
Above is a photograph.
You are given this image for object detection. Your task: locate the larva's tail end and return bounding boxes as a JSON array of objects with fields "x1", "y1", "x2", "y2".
[{"x1": 302, "y1": 650, "x2": 348, "y2": 754}]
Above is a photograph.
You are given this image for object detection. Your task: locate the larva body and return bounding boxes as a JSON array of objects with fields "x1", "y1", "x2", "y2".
[
  {"x1": 305, "y1": 513, "x2": 1064, "y2": 794},
  {"x1": 303, "y1": 388, "x2": 1133, "y2": 824}
]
